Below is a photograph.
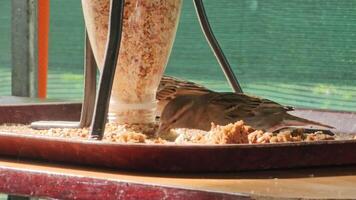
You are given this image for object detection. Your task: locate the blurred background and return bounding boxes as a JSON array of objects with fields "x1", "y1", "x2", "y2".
[{"x1": 0, "y1": 0, "x2": 356, "y2": 111}]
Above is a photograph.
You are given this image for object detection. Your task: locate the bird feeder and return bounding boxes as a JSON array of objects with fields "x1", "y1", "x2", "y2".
[{"x1": 31, "y1": 0, "x2": 242, "y2": 139}]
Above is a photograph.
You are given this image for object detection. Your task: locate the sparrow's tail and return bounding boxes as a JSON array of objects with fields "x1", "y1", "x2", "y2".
[{"x1": 282, "y1": 114, "x2": 334, "y2": 129}]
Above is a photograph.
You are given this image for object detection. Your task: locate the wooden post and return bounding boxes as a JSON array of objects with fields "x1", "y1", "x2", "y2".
[{"x1": 11, "y1": 0, "x2": 38, "y2": 97}]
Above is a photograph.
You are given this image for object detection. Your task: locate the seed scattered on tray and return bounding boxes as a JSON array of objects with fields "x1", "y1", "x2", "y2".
[
  {"x1": 0, "y1": 121, "x2": 335, "y2": 145},
  {"x1": 0, "y1": 123, "x2": 159, "y2": 144},
  {"x1": 248, "y1": 129, "x2": 334, "y2": 144},
  {"x1": 173, "y1": 121, "x2": 335, "y2": 144}
]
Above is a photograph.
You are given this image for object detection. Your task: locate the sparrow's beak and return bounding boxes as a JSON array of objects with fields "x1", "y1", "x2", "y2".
[{"x1": 156, "y1": 122, "x2": 170, "y2": 136}]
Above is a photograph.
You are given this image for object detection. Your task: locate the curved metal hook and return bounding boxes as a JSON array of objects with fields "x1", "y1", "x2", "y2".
[{"x1": 193, "y1": 0, "x2": 243, "y2": 93}]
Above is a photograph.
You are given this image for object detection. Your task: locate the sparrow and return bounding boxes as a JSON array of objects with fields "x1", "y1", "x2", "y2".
[
  {"x1": 156, "y1": 76, "x2": 212, "y2": 116},
  {"x1": 158, "y1": 92, "x2": 334, "y2": 134}
]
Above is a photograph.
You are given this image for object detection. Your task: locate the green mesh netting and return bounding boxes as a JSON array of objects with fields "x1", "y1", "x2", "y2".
[
  {"x1": 1, "y1": 0, "x2": 356, "y2": 111},
  {"x1": 0, "y1": 1, "x2": 11, "y2": 96}
]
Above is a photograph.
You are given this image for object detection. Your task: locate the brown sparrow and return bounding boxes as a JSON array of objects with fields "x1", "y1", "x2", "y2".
[
  {"x1": 156, "y1": 76, "x2": 212, "y2": 116},
  {"x1": 158, "y1": 92, "x2": 334, "y2": 134}
]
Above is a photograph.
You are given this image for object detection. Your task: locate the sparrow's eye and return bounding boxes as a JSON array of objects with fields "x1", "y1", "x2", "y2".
[{"x1": 172, "y1": 119, "x2": 177, "y2": 123}]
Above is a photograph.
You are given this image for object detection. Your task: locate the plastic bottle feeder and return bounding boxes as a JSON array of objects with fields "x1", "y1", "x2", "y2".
[{"x1": 83, "y1": 0, "x2": 182, "y2": 125}]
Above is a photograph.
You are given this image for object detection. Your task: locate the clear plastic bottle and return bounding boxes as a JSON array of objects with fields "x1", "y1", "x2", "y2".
[{"x1": 82, "y1": 0, "x2": 182, "y2": 125}]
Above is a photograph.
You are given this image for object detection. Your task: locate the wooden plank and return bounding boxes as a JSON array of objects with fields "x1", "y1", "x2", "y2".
[
  {"x1": 11, "y1": 0, "x2": 38, "y2": 97},
  {"x1": 0, "y1": 158, "x2": 356, "y2": 199}
]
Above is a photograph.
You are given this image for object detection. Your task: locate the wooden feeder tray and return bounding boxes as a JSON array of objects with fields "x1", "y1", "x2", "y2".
[{"x1": 0, "y1": 102, "x2": 356, "y2": 172}]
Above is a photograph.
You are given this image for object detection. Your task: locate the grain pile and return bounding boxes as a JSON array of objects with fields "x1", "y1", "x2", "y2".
[
  {"x1": 0, "y1": 120, "x2": 335, "y2": 145},
  {"x1": 174, "y1": 122, "x2": 251, "y2": 144},
  {"x1": 173, "y1": 121, "x2": 335, "y2": 144}
]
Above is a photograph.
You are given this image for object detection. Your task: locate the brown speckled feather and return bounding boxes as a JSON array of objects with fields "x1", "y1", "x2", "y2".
[
  {"x1": 156, "y1": 76, "x2": 212, "y2": 115},
  {"x1": 204, "y1": 92, "x2": 297, "y2": 130}
]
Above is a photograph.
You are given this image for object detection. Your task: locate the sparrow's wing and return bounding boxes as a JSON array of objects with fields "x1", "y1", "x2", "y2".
[
  {"x1": 207, "y1": 92, "x2": 333, "y2": 131},
  {"x1": 207, "y1": 92, "x2": 289, "y2": 120},
  {"x1": 157, "y1": 76, "x2": 212, "y2": 101},
  {"x1": 156, "y1": 76, "x2": 212, "y2": 117}
]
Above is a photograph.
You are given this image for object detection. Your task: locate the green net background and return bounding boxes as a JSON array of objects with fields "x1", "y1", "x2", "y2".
[{"x1": 1, "y1": 0, "x2": 356, "y2": 111}]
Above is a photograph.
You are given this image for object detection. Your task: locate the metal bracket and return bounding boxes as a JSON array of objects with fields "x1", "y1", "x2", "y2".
[
  {"x1": 193, "y1": 0, "x2": 243, "y2": 93},
  {"x1": 30, "y1": 0, "x2": 123, "y2": 138},
  {"x1": 30, "y1": 32, "x2": 97, "y2": 129}
]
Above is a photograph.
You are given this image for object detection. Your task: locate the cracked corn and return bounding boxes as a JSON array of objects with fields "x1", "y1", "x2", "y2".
[
  {"x1": 0, "y1": 121, "x2": 335, "y2": 144},
  {"x1": 174, "y1": 121, "x2": 253, "y2": 144}
]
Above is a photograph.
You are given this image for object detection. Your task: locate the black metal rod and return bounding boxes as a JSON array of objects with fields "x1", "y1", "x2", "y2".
[
  {"x1": 193, "y1": 0, "x2": 243, "y2": 93},
  {"x1": 90, "y1": 0, "x2": 125, "y2": 139}
]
